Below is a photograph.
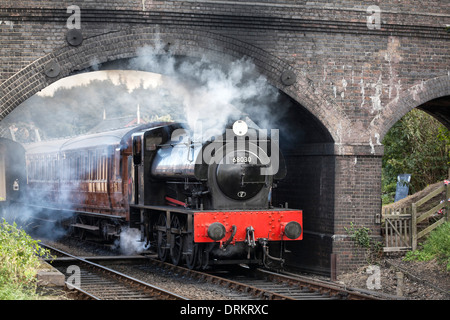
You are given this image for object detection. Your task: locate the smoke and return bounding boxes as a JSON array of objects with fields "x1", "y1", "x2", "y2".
[
  {"x1": 114, "y1": 227, "x2": 145, "y2": 255},
  {"x1": 0, "y1": 200, "x2": 74, "y2": 241},
  {"x1": 0, "y1": 142, "x2": 84, "y2": 241},
  {"x1": 128, "y1": 41, "x2": 281, "y2": 140}
]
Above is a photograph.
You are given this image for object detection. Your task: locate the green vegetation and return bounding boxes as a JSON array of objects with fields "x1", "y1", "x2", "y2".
[
  {"x1": 404, "y1": 221, "x2": 450, "y2": 271},
  {"x1": 382, "y1": 109, "x2": 450, "y2": 204},
  {"x1": 345, "y1": 222, "x2": 383, "y2": 264},
  {"x1": 0, "y1": 219, "x2": 50, "y2": 299},
  {"x1": 381, "y1": 109, "x2": 450, "y2": 271}
]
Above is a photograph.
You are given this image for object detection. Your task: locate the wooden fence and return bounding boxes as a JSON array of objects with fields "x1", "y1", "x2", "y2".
[{"x1": 383, "y1": 182, "x2": 449, "y2": 252}]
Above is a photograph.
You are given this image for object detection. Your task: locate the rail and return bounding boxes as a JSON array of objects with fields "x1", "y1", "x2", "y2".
[
  {"x1": 146, "y1": 257, "x2": 379, "y2": 300},
  {"x1": 40, "y1": 243, "x2": 189, "y2": 300}
]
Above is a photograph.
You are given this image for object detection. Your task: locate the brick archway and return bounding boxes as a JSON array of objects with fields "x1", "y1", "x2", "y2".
[
  {"x1": 373, "y1": 75, "x2": 450, "y2": 140},
  {"x1": 0, "y1": 25, "x2": 350, "y2": 143}
]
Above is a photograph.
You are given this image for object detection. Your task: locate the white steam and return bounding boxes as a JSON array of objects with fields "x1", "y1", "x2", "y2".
[
  {"x1": 128, "y1": 42, "x2": 280, "y2": 139},
  {"x1": 115, "y1": 227, "x2": 145, "y2": 255}
]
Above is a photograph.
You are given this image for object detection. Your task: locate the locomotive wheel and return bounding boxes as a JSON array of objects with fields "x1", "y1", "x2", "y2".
[
  {"x1": 196, "y1": 244, "x2": 204, "y2": 269},
  {"x1": 170, "y1": 215, "x2": 184, "y2": 266},
  {"x1": 185, "y1": 243, "x2": 198, "y2": 270},
  {"x1": 156, "y1": 213, "x2": 169, "y2": 262},
  {"x1": 198, "y1": 243, "x2": 213, "y2": 269}
]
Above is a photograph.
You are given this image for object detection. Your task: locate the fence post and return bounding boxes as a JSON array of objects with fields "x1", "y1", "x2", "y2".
[
  {"x1": 446, "y1": 184, "x2": 449, "y2": 223},
  {"x1": 411, "y1": 203, "x2": 417, "y2": 251}
]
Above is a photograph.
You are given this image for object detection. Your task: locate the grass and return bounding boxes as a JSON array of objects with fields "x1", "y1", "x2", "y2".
[
  {"x1": 404, "y1": 221, "x2": 450, "y2": 271},
  {"x1": 0, "y1": 218, "x2": 51, "y2": 300}
]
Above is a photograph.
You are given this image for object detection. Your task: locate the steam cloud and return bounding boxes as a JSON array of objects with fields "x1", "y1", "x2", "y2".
[
  {"x1": 128, "y1": 41, "x2": 281, "y2": 139},
  {"x1": 114, "y1": 227, "x2": 145, "y2": 255},
  {"x1": 3, "y1": 36, "x2": 284, "y2": 142}
]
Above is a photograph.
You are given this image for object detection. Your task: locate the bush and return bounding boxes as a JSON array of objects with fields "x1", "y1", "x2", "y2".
[
  {"x1": 404, "y1": 222, "x2": 450, "y2": 271},
  {"x1": 0, "y1": 219, "x2": 50, "y2": 299},
  {"x1": 344, "y1": 222, "x2": 384, "y2": 264}
]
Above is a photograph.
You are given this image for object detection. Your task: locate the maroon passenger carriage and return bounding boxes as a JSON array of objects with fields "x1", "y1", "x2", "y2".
[{"x1": 24, "y1": 120, "x2": 303, "y2": 269}]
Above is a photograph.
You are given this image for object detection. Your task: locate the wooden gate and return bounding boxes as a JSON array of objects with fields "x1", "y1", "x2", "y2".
[
  {"x1": 383, "y1": 182, "x2": 449, "y2": 252},
  {"x1": 411, "y1": 182, "x2": 450, "y2": 250},
  {"x1": 383, "y1": 208, "x2": 412, "y2": 252}
]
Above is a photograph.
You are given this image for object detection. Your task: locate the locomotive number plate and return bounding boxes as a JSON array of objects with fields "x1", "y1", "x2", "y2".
[{"x1": 232, "y1": 156, "x2": 252, "y2": 164}]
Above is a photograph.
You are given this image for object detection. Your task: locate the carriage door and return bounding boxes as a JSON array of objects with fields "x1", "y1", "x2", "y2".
[
  {"x1": 127, "y1": 156, "x2": 135, "y2": 204},
  {"x1": 0, "y1": 145, "x2": 5, "y2": 202}
]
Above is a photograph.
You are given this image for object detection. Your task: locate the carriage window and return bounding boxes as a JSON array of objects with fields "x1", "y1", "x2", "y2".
[
  {"x1": 75, "y1": 156, "x2": 80, "y2": 181},
  {"x1": 29, "y1": 159, "x2": 35, "y2": 180},
  {"x1": 83, "y1": 155, "x2": 88, "y2": 180},
  {"x1": 96, "y1": 150, "x2": 101, "y2": 180},
  {"x1": 54, "y1": 159, "x2": 58, "y2": 180},
  {"x1": 70, "y1": 157, "x2": 75, "y2": 180},
  {"x1": 61, "y1": 157, "x2": 66, "y2": 181},
  {"x1": 114, "y1": 148, "x2": 121, "y2": 178},
  {"x1": 97, "y1": 153, "x2": 101, "y2": 180},
  {"x1": 39, "y1": 158, "x2": 44, "y2": 180},
  {"x1": 101, "y1": 155, "x2": 107, "y2": 180},
  {"x1": 89, "y1": 151, "x2": 95, "y2": 181},
  {"x1": 47, "y1": 160, "x2": 52, "y2": 181}
]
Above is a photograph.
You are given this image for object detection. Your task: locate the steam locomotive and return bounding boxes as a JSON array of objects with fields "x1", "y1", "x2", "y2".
[{"x1": 24, "y1": 120, "x2": 303, "y2": 268}]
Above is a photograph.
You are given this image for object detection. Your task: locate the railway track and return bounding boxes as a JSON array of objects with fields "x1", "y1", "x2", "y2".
[
  {"x1": 147, "y1": 258, "x2": 379, "y2": 300},
  {"x1": 41, "y1": 244, "x2": 188, "y2": 300},
  {"x1": 42, "y1": 243, "x2": 379, "y2": 300},
  {"x1": 230, "y1": 268, "x2": 381, "y2": 300}
]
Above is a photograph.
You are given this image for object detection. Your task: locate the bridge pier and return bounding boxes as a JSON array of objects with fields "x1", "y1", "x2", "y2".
[{"x1": 276, "y1": 144, "x2": 383, "y2": 276}]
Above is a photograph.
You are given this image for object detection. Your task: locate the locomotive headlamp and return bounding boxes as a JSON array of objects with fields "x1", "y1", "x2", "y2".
[
  {"x1": 232, "y1": 120, "x2": 248, "y2": 136},
  {"x1": 283, "y1": 221, "x2": 302, "y2": 240},
  {"x1": 207, "y1": 222, "x2": 227, "y2": 241}
]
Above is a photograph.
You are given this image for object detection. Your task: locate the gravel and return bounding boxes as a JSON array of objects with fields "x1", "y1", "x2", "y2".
[
  {"x1": 337, "y1": 255, "x2": 449, "y2": 300},
  {"x1": 109, "y1": 263, "x2": 242, "y2": 300}
]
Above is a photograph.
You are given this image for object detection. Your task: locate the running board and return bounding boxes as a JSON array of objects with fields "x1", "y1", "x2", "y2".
[{"x1": 70, "y1": 223, "x2": 99, "y2": 231}]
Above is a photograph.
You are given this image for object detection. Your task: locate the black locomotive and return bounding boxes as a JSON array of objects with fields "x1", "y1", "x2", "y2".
[{"x1": 24, "y1": 119, "x2": 303, "y2": 268}]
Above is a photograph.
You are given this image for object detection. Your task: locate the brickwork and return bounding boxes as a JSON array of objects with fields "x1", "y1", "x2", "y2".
[
  {"x1": 276, "y1": 153, "x2": 336, "y2": 274},
  {"x1": 0, "y1": 1, "x2": 449, "y2": 274}
]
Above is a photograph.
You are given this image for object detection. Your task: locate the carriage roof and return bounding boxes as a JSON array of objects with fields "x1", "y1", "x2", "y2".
[{"x1": 23, "y1": 122, "x2": 174, "y2": 155}]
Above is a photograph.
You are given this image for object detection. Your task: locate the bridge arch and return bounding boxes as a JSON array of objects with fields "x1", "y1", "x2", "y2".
[
  {"x1": 374, "y1": 75, "x2": 450, "y2": 140},
  {"x1": 0, "y1": 25, "x2": 350, "y2": 143}
]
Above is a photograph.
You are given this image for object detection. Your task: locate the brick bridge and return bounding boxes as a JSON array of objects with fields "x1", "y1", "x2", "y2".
[{"x1": 0, "y1": 1, "x2": 449, "y2": 276}]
